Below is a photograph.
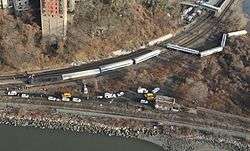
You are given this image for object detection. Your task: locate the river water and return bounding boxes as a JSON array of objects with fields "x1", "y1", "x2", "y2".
[
  {"x1": 1, "y1": 2, "x2": 249, "y2": 151},
  {"x1": 0, "y1": 125, "x2": 164, "y2": 151},
  {"x1": 243, "y1": 0, "x2": 250, "y2": 31},
  {"x1": 243, "y1": 0, "x2": 250, "y2": 16}
]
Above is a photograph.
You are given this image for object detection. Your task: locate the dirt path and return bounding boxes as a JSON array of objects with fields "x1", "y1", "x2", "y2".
[{"x1": 0, "y1": 99, "x2": 249, "y2": 140}]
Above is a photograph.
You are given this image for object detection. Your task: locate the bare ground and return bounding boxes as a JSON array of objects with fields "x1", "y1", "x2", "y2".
[
  {"x1": 0, "y1": 0, "x2": 180, "y2": 73},
  {"x1": 96, "y1": 35, "x2": 250, "y2": 116}
]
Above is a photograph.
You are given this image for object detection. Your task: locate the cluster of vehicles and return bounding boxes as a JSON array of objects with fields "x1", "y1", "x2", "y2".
[
  {"x1": 181, "y1": 0, "x2": 211, "y2": 24},
  {"x1": 6, "y1": 89, "x2": 126, "y2": 103},
  {"x1": 137, "y1": 87, "x2": 160, "y2": 105},
  {"x1": 48, "y1": 93, "x2": 82, "y2": 103},
  {"x1": 97, "y1": 91, "x2": 125, "y2": 99},
  {"x1": 182, "y1": 6, "x2": 203, "y2": 23},
  {"x1": 6, "y1": 90, "x2": 82, "y2": 103},
  {"x1": 7, "y1": 90, "x2": 29, "y2": 98}
]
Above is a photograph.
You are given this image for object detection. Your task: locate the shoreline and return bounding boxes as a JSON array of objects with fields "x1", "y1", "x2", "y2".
[
  {"x1": 239, "y1": 0, "x2": 250, "y2": 31},
  {"x1": 0, "y1": 1, "x2": 249, "y2": 151},
  {"x1": 0, "y1": 106, "x2": 248, "y2": 151}
]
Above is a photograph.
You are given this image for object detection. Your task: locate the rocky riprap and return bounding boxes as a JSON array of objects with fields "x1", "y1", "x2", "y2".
[{"x1": 0, "y1": 107, "x2": 249, "y2": 151}]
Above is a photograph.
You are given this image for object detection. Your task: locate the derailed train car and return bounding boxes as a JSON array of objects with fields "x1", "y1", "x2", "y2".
[
  {"x1": 221, "y1": 34, "x2": 227, "y2": 47},
  {"x1": 61, "y1": 49, "x2": 162, "y2": 80},
  {"x1": 227, "y1": 30, "x2": 248, "y2": 37},
  {"x1": 99, "y1": 60, "x2": 134, "y2": 73},
  {"x1": 62, "y1": 69, "x2": 101, "y2": 80},
  {"x1": 200, "y1": 47, "x2": 223, "y2": 57},
  {"x1": 132, "y1": 49, "x2": 162, "y2": 64}
]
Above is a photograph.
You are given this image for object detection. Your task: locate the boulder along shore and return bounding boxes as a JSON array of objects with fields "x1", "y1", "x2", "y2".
[{"x1": 0, "y1": 106, "x2": 249, "y2": 151}]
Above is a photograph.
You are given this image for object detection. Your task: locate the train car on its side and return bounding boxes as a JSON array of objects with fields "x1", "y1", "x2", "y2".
[
  {"x1": 227, "y1": 30, "x2": 248, "y2": 37},
  {"x1": 99, "y1": 60, "x2": 134, "y2": 73},
  {"x1": 200, "y1": 47, "x2": 223, "y2": 57},
  {"x1": 132, "y1": 49, "x2": 162, "y2": 64}
]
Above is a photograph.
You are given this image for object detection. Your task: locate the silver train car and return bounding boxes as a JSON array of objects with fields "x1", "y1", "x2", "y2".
[
  {"x1": 61, "y1": 49, "x2": 162, "y2": 80},
  {"x1": 62, "y1": 69, "x2": 100, "y2": 80},
  {"x1": 99, "y1": 60, "x2": 134, "y2": 73},
  {"x1": 200, "y1": 47, "x2": 223, "y2": 57},
  {"x1": 132, "y1": 49, "x2": 162, "y2": 64}
]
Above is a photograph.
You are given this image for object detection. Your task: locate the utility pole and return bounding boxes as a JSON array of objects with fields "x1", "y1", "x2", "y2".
[{"x1": 82, "y1": 80, "x2": 89, "y2": 100}]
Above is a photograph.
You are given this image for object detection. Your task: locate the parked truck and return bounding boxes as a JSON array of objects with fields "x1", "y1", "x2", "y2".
[{"x1": 62, "y1": 92, "x2": 71, "y2": 102}]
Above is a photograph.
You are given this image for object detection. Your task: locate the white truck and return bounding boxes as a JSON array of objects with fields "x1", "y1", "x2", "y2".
[
  {"x1": 62, "y1": 93, "x2": 71, "y2": 102},
  {"x1": 21, "y1": 93, "x2": 29, "y2": 98},
  {"x1": 137, "y1": 87, "x2": 148, "y2": 94},
  {"x1": 72, "y1": 97, "x2": 81, "y2": 103},
  {"x1": 116, "y1": 92, "x2": 125, "y2": 97},
  {"x1": 48, "y1": 96, "x2": 60, "y2": 101},
  {"x1": 104, "y1": 93, "x2": 117, "y2": 99},
  {"x1": 62, "y1": 97, "x2": 70, "y2": 102},
  {"x1": 7, "y1": 91, "x2": 17, "y2": 96},
  {"x1": 97, "y1": 96, "x2": 104, "y2": 99},
  {"x1": 152, "y1": 88, "x2": 160, "y2": 94},
  {"x1": 140, "y1": 99, "x2": 149, "y2": 104}
]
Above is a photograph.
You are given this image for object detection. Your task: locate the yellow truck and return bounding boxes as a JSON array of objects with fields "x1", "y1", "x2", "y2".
[
  {"x1": 62, "y1": 93, "x2": 72, "y2": 102},
  {"x1": 140, "y1": 93, "x2": 156, "y2": 105},
  {"x1": 144, "y1": 93, "x2": 156, "y2": 101}
]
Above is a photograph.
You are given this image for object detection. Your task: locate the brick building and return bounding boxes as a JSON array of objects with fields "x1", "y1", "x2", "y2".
[{"x1": 40, "y1": 0, "x2": 67, "y2": 39}]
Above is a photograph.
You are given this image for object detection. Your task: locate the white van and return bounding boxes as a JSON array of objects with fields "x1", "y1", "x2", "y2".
[
  {"x1": 104, "y1": 93, "x2": 113, "y2": 99},
  {"x1": 72, "y1": 97, "x2": 81, "y2": 103},
  {"x1": 140, "y1": 99, "x2": 149, "y2": 104},
  {"x1": 48, "y1": 96, "x2": 57, "y2": 101},
  {"x1": 7, "y1": 91, "x2": 17, "y2": 96},
  {"x1": 152, "y1": 87, "x2": 160, "y2": 94},
  {"x1": 137, "y1": 87, "x2": 148, "y2": 94},
  {"x1": 21, "y1": 93, "x2": 29, "y2": 98}
]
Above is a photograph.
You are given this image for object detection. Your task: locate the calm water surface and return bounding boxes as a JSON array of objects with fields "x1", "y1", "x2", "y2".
[
  {"x1": 243, "y1": 0, "x2": 250, "y2": 31},
  {"x1": 243, "y1": 0, "x2": 250, "y2": 15},
  {"x1": 4, "y1": 2, "x2": 250, "y2": 151},
  {"x1": 0, "y1": 125, "x2": 164, "y2": 151}
]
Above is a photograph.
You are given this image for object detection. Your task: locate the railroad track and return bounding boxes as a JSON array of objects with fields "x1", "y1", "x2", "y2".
[
  {"x1": 180, "y1": 0, "x2": 234, "y2": 46},
  {"x1": 0, "y1": 49, "x2": 152, "y2": 81},
  {"x1": 0, "y1": 0, "x2": 248, "y2": 142},
  {"x1": 167, "y1": 14, "x2": 214, "y2": 44},
  {"x1": 0, "y1": 97, "x2": 249, "y2": 140},
  {"x1": 155, "y1": 0, "x2": 235, "y2": 69},
  {"x1": 2, "y1": 91, "x2": 250, "y2": 132},
  {"x1": 0, "y1": 0, "x2": 235, "y2": 88}
]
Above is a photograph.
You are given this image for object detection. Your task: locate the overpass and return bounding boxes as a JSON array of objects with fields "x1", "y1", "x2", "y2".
[
  {"x1": 200, "y1": 3, "x2": 220, "y2": 11},
  {"x1": 181, "y1": 0, "x2": 231, "y2": 17}
]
